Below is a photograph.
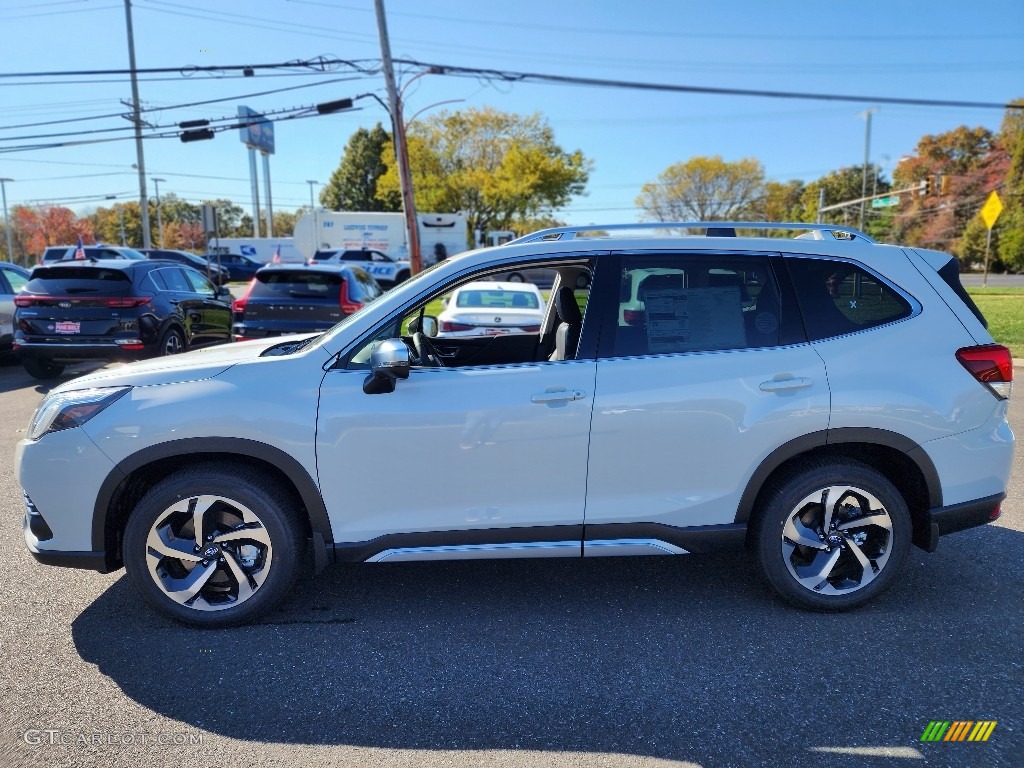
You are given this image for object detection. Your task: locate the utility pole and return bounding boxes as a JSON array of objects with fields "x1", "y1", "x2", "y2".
[
  {"x1": 858, "y1": 107, "x2": 878, "y2": 231},
  {"x1": 123, "y1": 0, "x2": 152, "y2": 249},
  {"x1": 0, "y1": 178, "x2": 13, "y2": 264},
  {"x1": 374, "y1": 0, "x2": 421, "y2": 273},
  {"x1": 151, "y1": 177, "x2": 165, "y2": 247},
  {"x1": 306, "y1": 180, "x2": 318, "y2": 209}
]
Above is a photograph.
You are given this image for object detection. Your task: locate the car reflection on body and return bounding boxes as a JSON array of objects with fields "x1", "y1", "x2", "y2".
[{"x1": 436, "y1": 281, "x2": 544, "y2": 337}]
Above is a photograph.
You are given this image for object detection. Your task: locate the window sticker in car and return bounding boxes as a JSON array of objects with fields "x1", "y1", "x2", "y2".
[{"x1": 645, "y1": 287, "x2": 745, "y2": 353}]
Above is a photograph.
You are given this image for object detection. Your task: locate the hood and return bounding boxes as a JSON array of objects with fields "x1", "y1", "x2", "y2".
[{"x1": 51, "y1": 335, "x2": 314, "y2": 392}]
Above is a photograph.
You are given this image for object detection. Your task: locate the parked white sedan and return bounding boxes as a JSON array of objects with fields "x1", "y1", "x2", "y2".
[{"x1": 436, "y1": 281, "x2": 544, "y2": 337}]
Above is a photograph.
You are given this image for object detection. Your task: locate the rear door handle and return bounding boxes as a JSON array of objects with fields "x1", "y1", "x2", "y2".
[
  {"x1": 531, "y1": 389, "x2": 586, "y2": 404},
  {"x1": 759, "y1": 377, "x2": 812, "y2": 392}
]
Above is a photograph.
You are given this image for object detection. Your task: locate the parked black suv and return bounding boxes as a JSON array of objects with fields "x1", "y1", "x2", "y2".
[
  {"x1": 231, "y1": 263, "x2": 381, "y2": 341},
  {"x1": 139, "y1": 248, "x2": 230, "y2": 285},
  {"x1": 13, "y1": 260, "x2": 232, "y2": 379}
]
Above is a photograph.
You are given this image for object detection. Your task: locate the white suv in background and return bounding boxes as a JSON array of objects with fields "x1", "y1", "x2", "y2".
[{"x1": 17, "y1": 223, "x2": 1014, "y2": 627}]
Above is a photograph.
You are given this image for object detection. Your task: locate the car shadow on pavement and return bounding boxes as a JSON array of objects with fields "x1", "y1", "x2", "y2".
[{"x1": 70, "y1": 527, "x2": 1024, "y2": 765}]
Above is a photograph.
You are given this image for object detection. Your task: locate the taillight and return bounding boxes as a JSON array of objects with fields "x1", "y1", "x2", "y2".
[
  {"x1": 232, "y1": 279, "x2": 255, "y2": 313},
  {"x1": 105, "y1": 297, "x2": 150, "y2": 308},
  {"x1": 522, "y1": 325, "x2": 541, "y2": 333},
  {"x1": 623, "y1": 309, "x2": 645, "y2": 326},
  {"x1": 339, "y1": 280, "x2": 363, "y2": 315},
  {"x1": 14, "y1": 296, "x2": 35, "y2": 307},
  {"x1": 440, "y1": 321, "x2": 474, "y2": 332},
  {"x1": 956, "y1": 344, "x2": 1013, "y2": 399}
]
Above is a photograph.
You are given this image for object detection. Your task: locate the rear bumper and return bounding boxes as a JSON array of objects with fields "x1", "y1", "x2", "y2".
[
  {"x1": 914, "y1": 493, "x2": 1006, "y2": 552},
  {"x1": 15, "y1": 340, "x2": 153, "y2": 362}
]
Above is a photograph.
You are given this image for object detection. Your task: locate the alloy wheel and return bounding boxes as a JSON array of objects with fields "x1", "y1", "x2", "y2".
[
  {"x1": 144, "y1": 494, "x2": 273, "y2": 612},
  {"x1": 781, "y1": 484, "x2": 894, "y2": 596}
]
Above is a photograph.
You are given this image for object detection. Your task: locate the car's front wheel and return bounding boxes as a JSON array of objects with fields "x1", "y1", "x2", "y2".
[
  {"x1": 753, "y1": 459, "x2": 911, "y2": 611},
  {"x1": 123, "y1": 464, "x2": 305, "y2": 627},
  {"x1": 22, "y1": 357, "x2": 65, "y2": 380}
]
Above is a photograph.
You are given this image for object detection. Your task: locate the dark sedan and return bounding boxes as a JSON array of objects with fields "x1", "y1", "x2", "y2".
[
  {"x1": 140, "y1": 248, "x2": 231, "y2": 286},
  {"x1": 202, "y1": 252, "x2": 264, "y2": 282},
  {"x1": 231, "y1": 263, "x2": 382, "y2": 341}
]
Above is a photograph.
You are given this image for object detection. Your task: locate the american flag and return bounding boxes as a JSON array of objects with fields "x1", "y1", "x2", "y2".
[
  {"x1": 272, "y1": 245, "x2": 281, "y2": 264},
  {"x1": 73, "y1": 235, "x2": 85, "y2": 260}
]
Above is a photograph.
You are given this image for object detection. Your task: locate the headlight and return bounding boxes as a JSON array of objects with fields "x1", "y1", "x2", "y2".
[{"x1": 27, "y1": 387, "x2": 131, "y2": 441}]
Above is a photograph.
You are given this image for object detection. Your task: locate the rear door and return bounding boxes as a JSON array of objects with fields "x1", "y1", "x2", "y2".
[
  {"x1": 583, "y1": 251, "x2": 830, "y2": 549},
  {"x1": 181, "y1": 267, "x2": 231, "y2": 346}
]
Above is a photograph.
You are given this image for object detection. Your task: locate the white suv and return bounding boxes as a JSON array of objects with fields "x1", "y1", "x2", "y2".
[{"x1": 17, "y1": 223, "x2": 1014, "y2": 627}]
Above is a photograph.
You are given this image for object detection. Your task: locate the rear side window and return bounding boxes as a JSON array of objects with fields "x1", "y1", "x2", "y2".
[
  {"x1": 251, "y1": 270, "x2": 343, "y2": 301},
  {"x1": 937, "y1": 256, "x2": 987, "y2": 328},
  {"x1": 786, "y1": 257, "x2": 912, "y2": 341},
  {"x1": 611, "y1": 254, "x2": 781, "y2": 357},
  {"x1": 151, "y1": 267, "x2": 191, "y2": 292}
]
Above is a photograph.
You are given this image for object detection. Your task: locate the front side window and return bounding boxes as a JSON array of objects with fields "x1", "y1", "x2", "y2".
[
  {"x1": 346, "y1": 260, "x2": 593, "y2": 369},
  {"x1": 611, "y1": 254, "x2": 780, "y2": 357},
  {"x1": 182, "y1": 268, "x2": 215, "y2": 296},
  {"x1": 786, "y1": 257, "x2": 912, "y2": 341}
]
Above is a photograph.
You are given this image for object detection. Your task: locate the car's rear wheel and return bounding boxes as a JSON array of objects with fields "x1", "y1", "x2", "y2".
[
  {"x1": 159, "y1": 327, "x2": 185, "y2": 356},
  {"x1": 123, "y1": 464, "x2": 305, "y2": 627},
  {"x1": 395, "y1": 270, "x2": 410, "y2": 284},
  {"x1": 22, "y1": 358, "x2": 65, "y2": 380},
  {"x1": 753, "y1": 459, "x2": 911, "y2": 611},
  {"x1": 505, "y1": 272, "x2": 524, "y2": 282},
  {"x1": 575, "y1": 274, "x2": 591, "y2": 289}
]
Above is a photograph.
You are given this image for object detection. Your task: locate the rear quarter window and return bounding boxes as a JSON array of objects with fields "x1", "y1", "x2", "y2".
[{"x1": 786, "y1": 257, "x2": 912, "y2": 341}]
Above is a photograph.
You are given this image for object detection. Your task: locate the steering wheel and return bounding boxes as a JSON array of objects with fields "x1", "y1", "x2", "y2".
[{"x1": 412, "y1": 331, "x2": 445, "y2": 368}]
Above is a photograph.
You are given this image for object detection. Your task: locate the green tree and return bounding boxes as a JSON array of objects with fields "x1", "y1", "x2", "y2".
[
  {"x1": 378, "y1": 107, "x2": 590, "y2": 244},
  {"x1": 321, "y1": 123, "x2": 398, "y2": 212},
  {"x1": 636, "y1": 156, "x2": 765, "y2": 221}
]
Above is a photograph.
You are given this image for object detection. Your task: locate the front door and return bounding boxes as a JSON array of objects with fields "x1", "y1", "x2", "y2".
[{"x1": 316, "y1": 360, "x2": 596, "y2": 558}]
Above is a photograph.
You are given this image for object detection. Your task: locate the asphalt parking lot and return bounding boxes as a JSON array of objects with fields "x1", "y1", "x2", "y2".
[{"x1": 0, "y1": 358, "x2": 1021, "y2": 768}]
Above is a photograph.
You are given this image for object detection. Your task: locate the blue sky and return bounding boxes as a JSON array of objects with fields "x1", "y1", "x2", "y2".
[{"x1": 1, "y1": 0, "x2": 1022, "y2": 227}]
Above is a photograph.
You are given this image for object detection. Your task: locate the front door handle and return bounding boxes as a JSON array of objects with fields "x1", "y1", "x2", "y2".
[
  {"x1": 531, "y1": 389, "x2": 586, "y2": 404},
  {"x1": 759, "y1": 377, "x2": 812, "y2": 392}
]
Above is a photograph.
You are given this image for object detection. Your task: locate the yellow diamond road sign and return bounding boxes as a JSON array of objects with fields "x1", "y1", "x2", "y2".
[{"x1": 980, "y1": 191, "x2": 1003, "y2": 229}]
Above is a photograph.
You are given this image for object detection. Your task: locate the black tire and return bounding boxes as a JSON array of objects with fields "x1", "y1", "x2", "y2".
[
  {"x1": 158, "y1": 327, "x2": 186, "y2": 356},
  {"x1": 123, "y1": 464, "x2": 306, "y2": 628},
  {"x1": 22, "y1": 357, "x2": 65, "y2": 380},
  {"x1": 395, "y1": 270, "x2": 410, "y2": 284},
  {"x1": 575, "y1": 273, "x2": 591, "y2": 289},
  {"x1": 505, "y1": 272, "x2": 524, "y2": 282},
  {"x1": 752, "y1": 459, "x2": 911, "y2": 611}
]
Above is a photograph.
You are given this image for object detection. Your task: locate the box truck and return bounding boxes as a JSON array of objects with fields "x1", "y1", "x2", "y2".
[{"x1": 292, "y1": 211, "x2": 469, "y2": 265}]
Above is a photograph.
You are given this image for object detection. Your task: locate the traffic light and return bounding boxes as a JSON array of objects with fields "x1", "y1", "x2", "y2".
[
  {"x1": 940, "y1": 175, "x2": 952, "y2": 196},
  {"x1": 923, "y1": 175, "x2": 935, "y2": 196}
]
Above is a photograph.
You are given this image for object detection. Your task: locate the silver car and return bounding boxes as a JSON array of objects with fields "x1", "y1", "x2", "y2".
[{"x1": 0, "y1": 262, "x2": 29, "y2": 356}]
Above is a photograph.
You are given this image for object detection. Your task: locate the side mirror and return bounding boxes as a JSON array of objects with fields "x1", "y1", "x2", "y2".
[
  {"x1": 216, "y1": 285, "x2": 232, "y2": 299},
  {"x1": 363, "y1": 339, "x2": 410, "y2": 394},
  {"x1": 420, "y1": 316, "x2": 439, "y2": 337}
]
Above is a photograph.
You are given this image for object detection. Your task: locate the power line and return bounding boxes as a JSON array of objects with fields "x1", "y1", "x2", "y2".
[
  {"x1": 395, "y1": 59, "x2": 1021, "y2": 111},
  {"x1": 0, "y1": 75, "x2": 372, "y2": 131}
]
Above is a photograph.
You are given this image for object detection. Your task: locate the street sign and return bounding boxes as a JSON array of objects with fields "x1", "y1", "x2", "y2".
[
  {"x1": 871, "y1": 195, "x2": 900, "y2": 208},
  {"x1": 980, "y1": 191, "x2": 1003, "y2": 230}
]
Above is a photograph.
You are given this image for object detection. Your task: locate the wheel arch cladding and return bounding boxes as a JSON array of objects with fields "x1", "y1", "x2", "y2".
[
  {"x1": 92, "y1": 437, "x2": 331, "y2": 571},
  {"x1": 737, "y1": 428, "x2": 940, "y2": 547}
]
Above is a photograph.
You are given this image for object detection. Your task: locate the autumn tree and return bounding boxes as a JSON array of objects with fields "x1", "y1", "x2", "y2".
[
  {"x1": 378, "y1": 107, "x2": 590, "y2": 244},
  {"x1": 891, "y1": 126, "x2": 995, "y2": 254},
  {"x1": 636, "y1": 156, "x2": 764, "y2": 222},
  {"x1": 321, "y1": 123, "x2": 398, "y2": 212},
  {"x1": 12, "y1": 205, "x2": 92, "y2": 262}
]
